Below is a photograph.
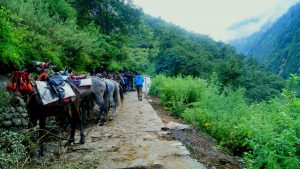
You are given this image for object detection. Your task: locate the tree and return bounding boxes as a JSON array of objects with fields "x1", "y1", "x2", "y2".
[{"x1": 0, "y1": 6, "x2": 26, "y2": 72}]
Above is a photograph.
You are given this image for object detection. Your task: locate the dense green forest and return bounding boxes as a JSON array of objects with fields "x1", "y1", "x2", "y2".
[
  {"x1": 0, "y1": 0, "x2": 285, "y2": 102},
  {"x1": 232, "y1": 2, "x2": 300, "y2": 79},
  {"x1": 1, "y1": 0, "x2": 299, "y2": 168}
]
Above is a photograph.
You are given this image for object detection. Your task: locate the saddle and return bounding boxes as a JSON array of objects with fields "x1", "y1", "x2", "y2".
[
  {"x1": 47, "y1": 74, "x2": 66, "y2": 99},
  {"x1": 36, "y1": 79, "x2": 76, "y2": 106},
  {"x1": 70, "y1": 78, "x2": 92, "y2": 88},
  {"x1": 71, "y1": 74, "x2": 87, "y2": 80}
]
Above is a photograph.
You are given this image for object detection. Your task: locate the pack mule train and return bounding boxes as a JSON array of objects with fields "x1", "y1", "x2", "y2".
[
  {"x1": 66, "y1": 71, "x2": 124, "y2": 126},
  {"x1": 6, "y1": 62, "x2": 124, "y2": 156},
  {"x1": 7, "y1": 69, "x2": 84, "y2": 156}
]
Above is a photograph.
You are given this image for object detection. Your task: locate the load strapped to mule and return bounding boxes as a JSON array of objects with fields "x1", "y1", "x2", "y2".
[
  {"x1": 6, "y1": 70, "x2": 33, "y2": 94},
  {"x1": 32, "y1": 61, "x2": 77, "y2": 106}
]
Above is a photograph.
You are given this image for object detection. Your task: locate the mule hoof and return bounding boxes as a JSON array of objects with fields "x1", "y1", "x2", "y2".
[
  {"x1": 38, "y1": 149, "x2": 44, "y2": 157},
  {"x1": 80, "y1": 139, "x2": 85, "y2": 144},
  {"x1": 64, "y1": 140, "x2": 74, "y2": 146},
  {"x1": 99, "y1": 120, "x2": 106, "y2": 125}
]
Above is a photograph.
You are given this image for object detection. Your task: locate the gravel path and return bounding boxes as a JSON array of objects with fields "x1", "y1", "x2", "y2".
[{"x1": 60, "y1": 92, "x2": 207, "y2": 169}]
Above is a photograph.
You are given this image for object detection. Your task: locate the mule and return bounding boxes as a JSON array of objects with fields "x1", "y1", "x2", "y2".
[
  {"x1": 103, "y1": 79, "x2": 124, "y2": 121},
  {"x1": 69, "y1": 77, "x2": 108, "y2": 126},
  {"x1": 26, "y1": 80, "x2": 83, "y2": 155}
]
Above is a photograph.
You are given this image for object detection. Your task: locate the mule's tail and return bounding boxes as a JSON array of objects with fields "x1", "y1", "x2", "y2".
[
  {"x1": 118, "y1": 83, "x2": 124, "y2": 105},
  {"x1": 68, "y1": 82, "x2": 81, "y2": 120},
  {"x1": 113, "y1": 81, "x2": 123, "y2": 106}
]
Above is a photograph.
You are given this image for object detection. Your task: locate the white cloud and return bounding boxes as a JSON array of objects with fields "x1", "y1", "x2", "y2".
[{"x1": 133, "y1": 0, "x2": 300, "y2": 41}]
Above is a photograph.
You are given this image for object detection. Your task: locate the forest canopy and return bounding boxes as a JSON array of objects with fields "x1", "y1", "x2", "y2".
[{"x1": 0, "y1": 0, "x2": 285, "y2": 102}]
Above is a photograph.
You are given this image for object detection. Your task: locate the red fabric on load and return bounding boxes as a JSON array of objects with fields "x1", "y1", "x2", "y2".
[
  {"x1": 6, "y1": 71, "x2": 33, "y2": 94},
  {"x1": 37, "y1": 71, "x2": 48, "y2": 81},
  {"x1": 6, "y1": 71, "x2": 19, "y2": 92},
  {"x1": 20, "y1": 71, "x2": 33, "y2": 93}
]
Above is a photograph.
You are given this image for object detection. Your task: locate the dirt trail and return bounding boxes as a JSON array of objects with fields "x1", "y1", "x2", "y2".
[{"x1": 58, "y1": 92, "x2": 207, "y2": 169}]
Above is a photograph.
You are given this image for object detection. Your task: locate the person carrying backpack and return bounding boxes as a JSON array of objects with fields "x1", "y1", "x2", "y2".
[{"x1": 134, "y1": 72, "x2": 144, "y2": 101}]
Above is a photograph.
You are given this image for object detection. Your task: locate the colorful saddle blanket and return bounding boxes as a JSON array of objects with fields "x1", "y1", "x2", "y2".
[{"x1": 36, "y1": 81, "x2": 76, "y2": 105}]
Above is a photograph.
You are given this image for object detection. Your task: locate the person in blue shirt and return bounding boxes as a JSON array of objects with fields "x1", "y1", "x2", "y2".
[{"x1": 134, "y1": 72, "x2": 144, "y2": 101}]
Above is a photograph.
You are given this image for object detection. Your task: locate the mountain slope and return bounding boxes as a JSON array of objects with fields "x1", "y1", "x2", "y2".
[
  {"x1": 127, "y1": 15, "x2": 284, "y2": 101},
  {"x1": 231, "y1": 3, "x2": 300, "y2": 78}
]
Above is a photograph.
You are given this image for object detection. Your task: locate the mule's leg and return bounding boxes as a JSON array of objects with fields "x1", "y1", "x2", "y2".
[
  {"x1": 87, "y1": 100, "x2": 94, "y2": 122},
  {"x1": 79, "y1": 121, "x2": 85, "y2": 144},
  {"x1": 28, "y1": 110, "x2": 40, "y2": 158},
  {"x1": 38, "y1": 117, "x2": 46, "y2": 156},
  {"x1": 109, "y1": 96, "x2": 117, "y2": 119},
  {"x1": 65, "y1": 119, "x2": 75, "y2": 146},
  {"x1": 81, "y1": 101, "x2": 88, "y2": 126},
  {"x1": 77, "y1": 103, "x2": 85, "y2": 144},
  {"x1": 94, "y1": 95, "x2": 107, "y2": 126},
  {"x1": 28, "y1": 113, "x2": 37, "y2": 128},
  {"x1": 137, "y1": 86, "x2": 143, "y2": 101},
  {"x1": 66, "y1": 108, "x2": 76, "y2": 146}
]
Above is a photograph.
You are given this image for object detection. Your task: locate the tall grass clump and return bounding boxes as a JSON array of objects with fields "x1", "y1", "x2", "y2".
[
  {"x1": 150, "y1": 75, "x2": 300, "y2": 168},
  {"x1": 150, "y1": 75, "x2": 207, "y2": 116}
]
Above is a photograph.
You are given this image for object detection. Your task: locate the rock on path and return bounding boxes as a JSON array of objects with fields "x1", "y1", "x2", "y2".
[{"x1": 62, "y1": 92, "x2": 207, "y2": 169}]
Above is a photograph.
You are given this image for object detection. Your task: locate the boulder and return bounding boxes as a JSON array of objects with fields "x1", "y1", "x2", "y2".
[
  {"x1": 19, "y1": 99, "x2": 26, "y2": 106},
  {"x1": 16, "y1": 106, "x2": 23, "y2": 113},
  {"x1": 5, "y1": 113, "x2": 12, "y2": 119},
  {"x1": 3, "y1": 120, "x2": 12, "y2": 127},
  {"x1": 12, "y1": 118, "x2": 22, "y2": 126},
  {"x1": 21, "y1": 113, "x2": 28, "y2": 118},
  {"x1": 22, "y1": 119, "x2": 28, "y2": 126},
  {"x1": 12, "y1": 113, "x2": 19, "y2": 118},
  {"x1": 166, "y1": 121, "x2": 191, "y2": 130},
  {"x1": 10, "y1": 107, "x2": 16, "y2": 112},
  {"x1": 0, "y1": 114, "x2": 4, "y2": 121}
]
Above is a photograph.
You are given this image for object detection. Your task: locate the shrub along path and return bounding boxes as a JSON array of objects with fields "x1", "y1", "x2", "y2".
[
  {"x1": 147, "y1": 95, "x2": 241, "y2": 169},
  {"x1": 43, "y1": 92, "x2": 207, "y2": 169}
]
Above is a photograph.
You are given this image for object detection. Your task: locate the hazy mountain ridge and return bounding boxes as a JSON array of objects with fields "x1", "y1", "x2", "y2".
[{"x1": 231, "y1": 2, "x2": 300, "y2": 78}]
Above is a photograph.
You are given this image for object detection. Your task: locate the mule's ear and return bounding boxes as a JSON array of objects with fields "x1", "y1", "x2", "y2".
[{"x1": 51, "y1": 65, "x2": 59, "y2": 72}]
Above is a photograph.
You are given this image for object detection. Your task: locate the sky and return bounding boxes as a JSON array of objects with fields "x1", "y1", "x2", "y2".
[{"x1": 133, "y1": 0, "x2": 300, "y2": 42}]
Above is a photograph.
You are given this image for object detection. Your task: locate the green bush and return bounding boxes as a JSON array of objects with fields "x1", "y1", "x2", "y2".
[
  {"x1": 150, "y1": 75, "x2": 206, "y2": 116},
  {"x1": 0, "y1": 87, "x2": 11, "y2": 109},
  {"x1": 0, "y1": 130, "x2": 27, "y2": 169},
  {"x1": 151, "y1": 75, "x2": 300, "y2": 168}
]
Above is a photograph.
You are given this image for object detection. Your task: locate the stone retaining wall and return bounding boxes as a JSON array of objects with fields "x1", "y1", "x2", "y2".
[{"x1": 0, "y1": 101, "x2": 28, "y2": 130}]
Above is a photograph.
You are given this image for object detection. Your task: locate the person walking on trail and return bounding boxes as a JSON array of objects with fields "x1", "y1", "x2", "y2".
[
  {"x1": 125, "y1": 72, "x2": 134, "y2": 91},
  {"x1": 134, "y1": 72, "x2": 144, "y2": 101}
]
